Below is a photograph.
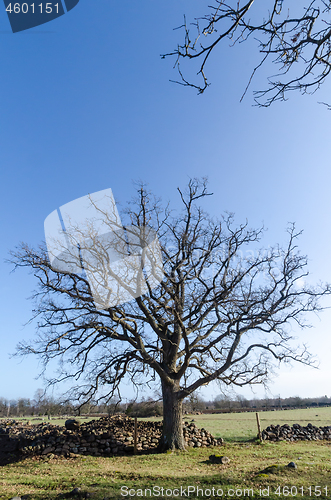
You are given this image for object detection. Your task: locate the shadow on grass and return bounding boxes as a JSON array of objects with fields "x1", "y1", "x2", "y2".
[
  {"x1": 30, "y1": 472, "x2": 248, "y2": 500},
  {"x1": 0, "y1": 451, "x2": 21, "y2": 466},
  {"x1": 0, "y1": 444, "x2": 171, "y2": 468}
]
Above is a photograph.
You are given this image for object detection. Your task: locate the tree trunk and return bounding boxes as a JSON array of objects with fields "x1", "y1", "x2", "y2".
[{"x1": 159, "y1": 379, "x2": 186, "y2": 451}]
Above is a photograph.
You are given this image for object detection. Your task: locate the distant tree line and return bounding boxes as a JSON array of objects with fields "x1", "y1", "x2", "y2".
[
  {"x1": 0, "y1": 389, "x2": 76, "y2": 418},
  {"x1": 1, "y1": 391, "x2": 330, "y2": 418},
  {"x1": 212, "y1": 394, "x2": 331, "y2": 411},
  {"x1": 0, "y1": 391, "x2": 162, "y2": 419},
  {"x1": 182, "y1": 394, "x2": 331, "y2": 413}
]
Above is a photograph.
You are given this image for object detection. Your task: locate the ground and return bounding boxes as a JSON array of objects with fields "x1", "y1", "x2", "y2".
[{"x1": 0, "y1": 408, "x2": 330, "y2": 500}]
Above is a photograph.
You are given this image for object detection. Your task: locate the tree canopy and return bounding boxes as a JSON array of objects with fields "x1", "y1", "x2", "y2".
[{"x1": 165, "y1": 0, "x2": 331, "y2": 106}]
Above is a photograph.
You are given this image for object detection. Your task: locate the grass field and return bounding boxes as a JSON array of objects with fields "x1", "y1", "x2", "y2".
[
  {"x1": 143, "y1": 407, "x2": 331, "y2": 442},
  {"x1": 182, "y1": 407, "x2": 331, "y2": 442},
  {"x1": 0, "y1": 408, "x2": 330, "y2": 500}
]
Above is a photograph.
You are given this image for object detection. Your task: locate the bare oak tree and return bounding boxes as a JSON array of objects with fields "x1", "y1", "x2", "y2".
[
  {"x1": 165, "y1": 1, "x2": 331, "y2": 106},
  {"x1": 10, "y1": 179, "x2": 330, "y2": 450}
]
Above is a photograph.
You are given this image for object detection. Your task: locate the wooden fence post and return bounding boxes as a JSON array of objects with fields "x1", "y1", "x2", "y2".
[
  {"x1": 134, "y1": 417, "x2": 137, "y2": 454},
  {"x1": 256, "y1": 412, "x2": 262, "y2": 442}
]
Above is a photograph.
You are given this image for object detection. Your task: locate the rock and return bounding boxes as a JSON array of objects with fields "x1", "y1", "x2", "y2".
[
  {"x1": 42, "y1": 447, "x2": 54, "y2": 455},
  {"x1": 71, "y1": 487, "x2": 82, "y2": 496},
  {"x1": 209, "y1": 454, "x2": 230, "y2": 464},
  {"x1": 262, "y1": 423, "x2": 331, "y2": 442},
  {"x1": 287, "y1": 462, "x2": 297, "y2": 469},
  {"x1": 0, "y1": 415, "x2": 223, "y2": 461},
  {"x1": 65, "y1": 419, "x2": 81, "y2": 431}
]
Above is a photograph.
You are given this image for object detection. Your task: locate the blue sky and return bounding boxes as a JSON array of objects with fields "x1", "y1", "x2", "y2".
[{"x1": 1, "y1": 0, "x2": 331, "y2": 403}]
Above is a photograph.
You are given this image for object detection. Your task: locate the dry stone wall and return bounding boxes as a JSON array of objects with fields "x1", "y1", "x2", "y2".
[
  {"x1": 0, "y1": 415, "x2": 222, "y2": 460},
  {"x1": 262, "y1": 423, "x2": 331, "y2": 441}
]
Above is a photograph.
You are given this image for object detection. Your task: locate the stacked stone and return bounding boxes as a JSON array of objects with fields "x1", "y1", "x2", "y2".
[
  {"x1": 0, "y1": 419, "x2": 30, "y2": 434},
  {"x1": 183, "y1": 421, "x2": 221, "y2": 447},
  {"x1": 0, "y1": 415, "x2": 222, "y2": 459},
  {"x1": 262, "y1": 423, "x2": 331, "y2": 442}
]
